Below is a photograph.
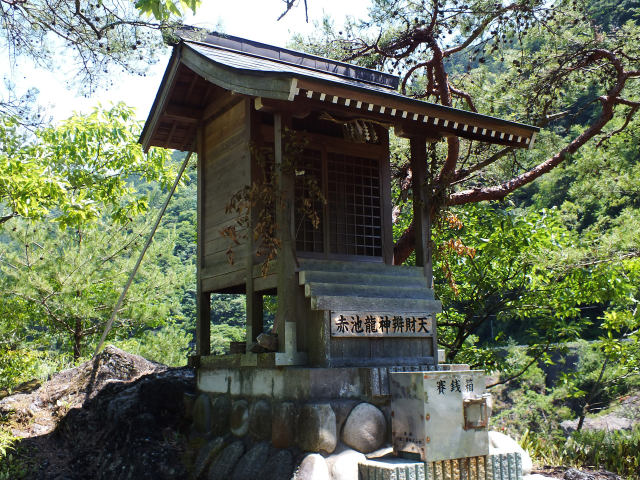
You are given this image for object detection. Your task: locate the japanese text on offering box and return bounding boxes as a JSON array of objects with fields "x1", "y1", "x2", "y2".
[{"x1": 330, "y1": 312, "x2": 433, "y2": 337}]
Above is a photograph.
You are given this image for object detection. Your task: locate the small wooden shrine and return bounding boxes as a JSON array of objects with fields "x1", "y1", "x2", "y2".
[{"x1": 140, "y1": 30, "x2": 538, "y2": 370}]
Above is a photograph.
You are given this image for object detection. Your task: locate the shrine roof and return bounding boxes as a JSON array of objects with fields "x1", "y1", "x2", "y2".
[{"x1": 140, "y1": 30, "x2": 539, "y2": 151}]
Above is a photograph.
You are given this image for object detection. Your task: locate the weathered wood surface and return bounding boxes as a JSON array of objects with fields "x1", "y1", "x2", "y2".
[
  {"x1": 298, "y1": 259, "x2": 440, "y2": 367},
  {"x1": 196, "y1": 126, "x2": 211, "y2": 355},
  {"x1": 298, "y1": 270, "x2": 429, "y2": 288},
  {"x1": 295, "y1": 78, "x2": 536, "y2": 140},
  {"x1": 200, "y1": 98, "x2": 251, "y2": 290},
  {"x1": 274, "y1": 113, "x2": 302, "y2": 356},
  {"x1": 201, "y1": 270, "x2": 245, "y2": 293},
  {"x1": 310, "y1": 295, "x2": 441, "y2": 313},
  {"x1": 305, "y1": 282, "x2": 435, "y2": 300},
  {"x1": 409, "y1": 136, "x2": 433, "y2": 286}
]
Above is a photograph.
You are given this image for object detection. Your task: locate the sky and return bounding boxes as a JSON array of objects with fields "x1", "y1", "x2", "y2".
[{"x1": 3, "y1": 0, "x2": 371, "y2": 122}]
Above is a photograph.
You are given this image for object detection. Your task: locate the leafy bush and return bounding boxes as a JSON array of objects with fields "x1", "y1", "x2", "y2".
[
  {"x1": 491, "y1": 344, "x2": 573, "y2": 439},
  {"x1": 115, "y1": 320, "x2": 192, "y2": 366},
  {"x1": 210, "y1": 324, "x2": 246, "y2": 354},
  {"x1": 0, "y1": 346, "x2": 73, "y2": 394},
  {"x1": 0, "y1": 427, "x2": 30, "y2": 480},
  {"x1": 559, "y1": 426, "x2": 640, "y2": 477}
]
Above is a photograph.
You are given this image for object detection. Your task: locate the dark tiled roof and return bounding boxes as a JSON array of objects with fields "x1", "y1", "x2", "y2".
[{"x1": 179, "y1": 29, "x2": 399, "y2": 90}]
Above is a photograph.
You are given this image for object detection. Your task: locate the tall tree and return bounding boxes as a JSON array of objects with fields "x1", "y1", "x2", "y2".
[
  {"x1": 0, "y1": 103, "x2": 174, "y2": 226},
  {"x1": 0, "y1": 104, "x2": 186, "y2": 360},
  {"x1": 0, "y1": 0, "x2": 200, "y2": 116}
]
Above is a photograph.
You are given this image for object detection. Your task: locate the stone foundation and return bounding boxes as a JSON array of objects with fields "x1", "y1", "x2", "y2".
[{"x1": 185, "y1": 364, "x2": 520, "y2": 480}]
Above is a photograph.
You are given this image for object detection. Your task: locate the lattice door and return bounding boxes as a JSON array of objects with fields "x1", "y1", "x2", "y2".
[{"x1": 327, "y1": 153, "x2": 382, "y2": 257}]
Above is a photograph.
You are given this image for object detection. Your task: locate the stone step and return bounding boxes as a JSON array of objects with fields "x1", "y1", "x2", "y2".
[
  {"x1": 298, "y1": 259, "x2": 424, "y2": 277},
  {"x1": 298, "y1": 270, "x2": 429, "y2": 288},
  {"x1": 305, "y1": 282, "x2": 435, "y2": 301},
  {"x1": 310, "y1": 295, "x2": 442, "y2": 313}
]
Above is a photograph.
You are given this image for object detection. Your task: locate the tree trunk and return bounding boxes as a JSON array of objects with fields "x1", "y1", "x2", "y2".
[{"x1": 73, "y1": 319, "x2": 82, "y2": 361}]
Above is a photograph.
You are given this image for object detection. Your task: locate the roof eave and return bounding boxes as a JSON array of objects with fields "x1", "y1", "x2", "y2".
[{"x1": 139, "y1": 46, "x2": 184, "y2": 152}]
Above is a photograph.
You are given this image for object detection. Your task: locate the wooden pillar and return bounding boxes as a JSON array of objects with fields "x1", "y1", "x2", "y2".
[
  {"x1": 196, "y1": 126, "x2": 211, "y2": 356},
  {"x1": 245, "y1": 100, "x2": 262, "y2": 351},
  {"x1": 409, "y1": 136, "x2": 433, "y2": 288},
  {"x1": 274, "y1": 112, "x2": 299, "y2": 361}
]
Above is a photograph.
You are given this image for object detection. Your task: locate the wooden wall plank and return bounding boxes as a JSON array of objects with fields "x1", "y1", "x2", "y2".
[{"x1": 201, "y1": 270, "x2": 246, "y2": 292}]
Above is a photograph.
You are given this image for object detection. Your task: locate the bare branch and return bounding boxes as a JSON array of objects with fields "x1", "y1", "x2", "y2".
[
  {"x1": 449, "y1": 84, "x2": 478, "y2": 112},
  {"x1": 597, "y1": 105, "x2": 639, "y2": 147},
  {"x1": 487, "y1": 343, "x2": 552, "y2": 389},
  {"x1": 453, "y1": 147, "x2": 513, "y2": 182}
]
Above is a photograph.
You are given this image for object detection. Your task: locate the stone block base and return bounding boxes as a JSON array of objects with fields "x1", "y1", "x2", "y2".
[
  {"x1": 359, "y1": 457, "x2": 426, "y2": 480},
  {"x1": 359, "y1": 453, "x2": 522, "y2": 480}
]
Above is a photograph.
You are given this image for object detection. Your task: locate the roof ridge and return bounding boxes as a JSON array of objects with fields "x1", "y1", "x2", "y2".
[{"x1": 178, "y1": 28, "x2": 399, "y2": 91}]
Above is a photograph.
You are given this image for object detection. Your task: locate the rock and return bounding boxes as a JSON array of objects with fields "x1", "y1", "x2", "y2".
[
  {"x1": 184, "y1": 391, "x2": 197, "y2": 420},
  {"x1": 211, "y1": 395, "x2": 231, "y2": 436},
  {"x1": 249, "y1": 399, "x2": 272, "y2": 440},
  {"x1": 293, "y1": 453, "x2": 331, "y2": 480},
  {"x1": 489, "y1": 431, "x2": 533, "y2": 475},
  {"x1": 230, "y1": 399, "x2": 250, "y2": 437},
  {"x1": 0, "y1": 351, "x2": 195, "y2": 480},
  {"x1": 560, "y1": 415, "x2": 633, "y2": 433},
  {"x1": 331, "y1": 400, "x2": 359, "y2": 434},
  {"x1": 326, "y1": 446, "x2": 366, "y2": 480},
  {"x1": 564, "y1": 468, "x2": 595, "y2": 480},
  {"x1": 139, "y1": 374, "x2": 187, "y2": 416},
  {"x1": 263, "y1": 449, "x2": 295, "y2": 480},
  {"x1": 193, "y1": 393, "x2": 213, "y2": 434},
  {"x1": 297, "y1": 403, "x2": 337, "y2": 454},
  {"x1": 231, "y1": 441, "x2": 270, "y2": 480},
  {"x1": 257, "y1": 332, "x2": 278, "y2": 351},
  {"x1": 192, "y1": 437, "x2": 225, "y2": 480},
  {"x1": 272, "y1": 402, "x2": 296, "y2": 448},
  {"x1": 341, "y1": 402, "x2": 386, "y2": 453},
  {"x1": 207, "y1": 440, "x2": 245, "y2": 480},
  {"x1": 365, "y1": 446, "x2": 393, "y2": 459}
]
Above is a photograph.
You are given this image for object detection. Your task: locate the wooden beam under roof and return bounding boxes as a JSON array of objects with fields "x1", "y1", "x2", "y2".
[
  {"x1": 293, "y1": 82, "x2": 536, "y2": 149},
  {"x1": 163, "y1": 103, "x2": 203, "y2": 124}
]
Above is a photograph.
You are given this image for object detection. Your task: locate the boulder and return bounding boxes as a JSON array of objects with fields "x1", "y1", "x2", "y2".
[
  {"x1": 249, "y1": 399, "x2": 272, "y2": 440},
  {"x1": 263, "y1": 449, "x2": 295, "y2": 480},
  {"x1": 341, "y1": 402, "x2": 386, "y2": 453},
  {"x1": 488, "y1": 430, "x2": 533, "y2": 475},
  {"x1": 326, "y1": 446, "x2": 366, "y2": 480},
  {"x1": 331, "y1": 400, "x2": 359, "y2": 434},
  {"x1": 293, "y1": 453, "x2": 331, "y2": 480},
  {"x1": 230, "y1": 399, "x2": 249, "y2": 437},
  {"x1": 211, "y1": 395, "x2": 231, "y2": 436},
  {"x1": 297, "y1": 403, "x2": 337, "y2": 454},
  {"x1": 192, "y1": 437, "x2": 225, "y2": 480},
  {"x1": 564, "y1": 468, "x2": 595, "y2": 480},
  {"x1": 207, "y1": 440, "x2": 245, "y2": 480},
  {"x1": 192, "y1": 393, "x2": 212, "y2": 435},
  {"x1": 272, "y1": 401, "x2": 296, "y2": 448},
  {"x1": 231, "y1": 441, "x2": 270, "y2": 480}
]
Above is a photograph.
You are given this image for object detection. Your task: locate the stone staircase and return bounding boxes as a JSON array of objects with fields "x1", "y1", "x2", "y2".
[{"x1": 297, "y1": 259, "x2": 441, "y2": 313}]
